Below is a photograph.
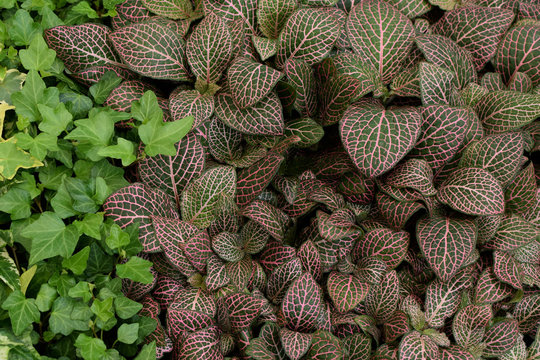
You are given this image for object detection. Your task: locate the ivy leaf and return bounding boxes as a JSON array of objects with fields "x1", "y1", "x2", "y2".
[
  {"x1": 11, "y1": 70, "x2": 59, "y2": 123},
  {"x1": 139, "y1": 111, "x2": 194, "y2": 157},
  {"x1": 116, "y1": 256, "x2": 154, "y2": 284},
  {"x1": 37, "y1": 102, "x2": 73, "y2": 137},
  {"x1": 0, "y1": 187, "x2": 32, "y2": 220},
  {"x1": 61, "y1": 246, "x2": 90, "y2": 275},
  {"x1": 114, "y1": 295, "x2": 143, "y2": 319},
  {"x1": 89, "y1": 71, "x2": 123, "y2": 104},
  {"x1": 21, "y1": 211, "x2": 80, "y2": 265},
  {"x1": 0, "y1": 247, "x2": 20, "y2": 290},
  {"x1": 74, "y1": 334, "x2": 107, "y2": 360},
  {"x1": 118, "y1": 323, "x2": 140, "y2": 344},
  {"x1": 97, "y1": 138, "x2": 136, "y2": 166},
  {"x1": 14, "y1": 132, "x2": 58, "y2": 161},
  {"x1": 35, "y1": 283, "x2": 57, "y2": 312},
  {"x1": 19, "y1": 34, "x2": 56, "y2": 71},
  {"x1": 346, "y1": 0, "x2": 415, "y2": 83},
  {"x1": 7, "y1": 9, "x2": 42, "y2": 46},
  {"x1": 1, "y1": 290, "x2": 40, "y2": 336}
]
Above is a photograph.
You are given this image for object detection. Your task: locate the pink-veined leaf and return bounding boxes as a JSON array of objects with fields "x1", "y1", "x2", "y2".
[
  {"x1": 386, "y1": 0, "x2": 431, "y2": 18},
  {"x1": 116, "y1": 0, "x2": 151, "y2": 23},
  {"x1": 236, "y1": 153, "x2": 284, "y2": 207},
  {"x1": 508, "y1": 72, "x2": 534, "y2": 93},
  {"x1": 409, "y1": 105, "x2": 469, "y2": 171},
  {"x1": 481, "y1": 72, "x2": 506, "y2": 92},
  {"x1": 494, "y1": 25, "x2": 540, "y2": 87},
  {"x1": 259, "y1": 240, "x2": 296, "y2": 272},
  {"x1": 327, "y1": 271, "x2": 369, "y2": 313},
  {"x1": 141, "y1": 0, "x2": 193, "y2": 20},
  {"x1": 399, "y1": 331, "x2": 441, "y2": 360},
  {"x1": 431, "y1": 6, "x2": 514, "y2": 70},
  {"x1": 225, "y1": 256, "x2": 252, "y2": 289},
  {"x1": 460, "y1": 83, "x2": 489, "y2": 108},
  {"x1": 365, "y1": 270, "x2": 400, "y2": 324},
  {"x1": 212, "y1": 232, "x2": 244, "y2": 262},
  {"x1": 228, "y1": 57, "x2": 283, "y2": 109},
  {"x1": 474, "y1": 268, "x2": 513, "y2": 304},
  {"x1": 340, "y1": 106, "x2": 422, "y2": 177},
  {"x1": 377, "y1": 192, "x2": 425, "y2": 230},
  {"x1": 355, "y1": 228, "x2": 409, "y2": 270},
  {"x1": 177, "y1": 326, "x2": 222, "y2": 359},
  {"x1": 384, "y1": 310, "x2": 410, "y2": 343},
  {"x1": 109, "y1": 19, "x2": 190, "y2": 81},
  {"x1": 282, "y1": 272, "x2": 324, "y2": 332},
  {"x1": 243, "y1": 200, "x2": 289, "y2": 241},
  {"x1": 474, "y1": 90, "x2": 540, "y2": 134},
  {"x1": 493, "y1": 250, "x2": 523, "y2": 289},
  {"x1": 297, "y1": 240, "x2": 322, "y2": 281},
  {"x1": 206, "y1": 255, "x2": 230, "y2": 291},
  {"x1": 284, "y1": 58, "x2": 317, "y2": 117},
  {"x1": 353, "y1": 256, "x2": 387, "y2": 285},
  {"x1": 506, "y1": 162, "x2": 537, "y2": 214},
  {"x1": 70, "y1": 65, "x2": 137, "y2": 86},
  {"x1": 214, "y1": 92, "x2": 285, "y2": 135},
  {"x1": 415, "y1": 34, "x2": 477, "y2": 89},
  {"x1": 181, "y1": 166, "x2": 236, "y2": 229},
  {"x1": 419, "y1": 62, "x2": 456, "y2": 106},
  {"x1": 44, "y1": 24, "x2": 122, "y2": 73},
  {"x1": 252, "y1": 36, "x2": 277, "y2": 61},
  {"x1": 308, "y1": 330, "x2": 344, "y2": 360},
  {"x1": 167, "y1": 306, "x2": 215, "y2": 337},
  {"x1": 207, "y1": 117, "x2": 243, "y2": 163},
  {"x1": 223, "y1": 293, "x2": 264, "y2": 330},
  {"x1": 391, "y1": 63, "x2": 420, "y2": 97},
  {"x1": 385, "y1": 159, "x2": 436, "y2": 196},
  {"x1": 417, "y1": 217, "x2": 476, "y2": 282},
  {"x1": 280, "y1": 327, "x2": 312, "y2": 360},
  {"x1": 169, "y1": 90, "x2": 214, "y2": 129},
  {"x1": 436, "y1": 167, "x2": 505, "y2": 216},
  {"x1": 284, "y1": 117, "x2": 324, "y2": 148},
  {"x1": 276, "y1": 8, "x2": 340, "y2": 69},
  {"x1": 138, "y1": 133, "x2": 205, "y2": 208},
  {"x1": 257, "y1": 0, "x2": 297, "y2": 39},
  {"x1": 153, "y1": 276, "x2": 182, "y2": 309},
  {"x1": 346, "y1": 0, "x2": 415, "y2": 84},
  {"x1": 240, "y1": 220, "x2": 270, "y2": 255},
  {"x1": 513, "y1": 293, "x2": 540, "y2": 333},
  {"x1": 186, "y1": 12, "x2": 232, "y2": 84},
  {"x1": 202, "y1": 0, "x2": 257, "y2": 33},
  {"x1": 452, "y1": 304, "x2": 492, "y2": 349},
  {"x1": 104, "y1": 80, "x2": 156, "y2": 112},
  {"x1": 459, "y1": 131, "x2": 523, "y2": 187},
  {"x1": 483, "y1": 319, "x2": 519, "y2": 356},
  {"x1": 484, "y1": 214, "x2": 537, "y2": 251},
  {"x1": 267, "y1": 257, "x2": 303, "y2": 305},
  {"x1": 441, "y1": 346, "x2": 475, "y2": 360},
  {"x1": 103, "y1": 183, "x2": 178, "y2": 252}
]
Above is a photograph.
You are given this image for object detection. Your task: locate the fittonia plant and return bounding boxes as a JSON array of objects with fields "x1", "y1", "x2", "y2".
[{"x1": 45, "y1": 0, "x2": 540, "y2": 358}]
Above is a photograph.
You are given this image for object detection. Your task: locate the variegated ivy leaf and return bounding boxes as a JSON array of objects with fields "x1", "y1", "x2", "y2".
[
  {"x1": 243, "y1": 200, "x2": 289, "y2": 241},
  {"x1": 280, "y1": 327, "x2": 312, "y2": 360},
  {"x1": 417, "y1": 217, "x2": 476, "y2": 282},
  {"x1": 308, "y1": 330, "x2": 344, "y2": 360},
  {"x1": 346, "y1": 0, "x2": 415, "y2": 84},
  {"x1": 340, "y1": 106, "x2": 422, "y2": 178},
  {"x1": 138, "y1": 133, "x2": 205, "y2": 208},
  {"x1": 327, "y1": 271, "x2": 369, "y2": 313},
  {"x1": 494, "y1": 25, "x2": 540, "y2": 87},
  {"x1": 365, "y1": 270, "x2": 399, "y2": 324},
  {"x1": 257, "y1": 0, "x2": 297, "y2": 39},
  {"x1": 431, "y1": 6, "x2": 514, "y2": 70},
  {"x1": 186, "y1": 12, "x2": 232, "y2": 84},
  {"x1": 44, "y1": 24, "x2": 122, "y2": 73},
  {"x1": 484, "y1": 215, "x2": 537, "y2": 252},
  {"x1": 282, "y1": 272, "x2": 323, "y2": 332},
  {"x1": 483, "y1": 319, "x2": 519, "y2": 357},
  {"x1": 228, "y1": 57, "x2": 283, "y2": 109},
  {"x1": 355, "y1": 228, "x2": 409, "y2": 270},
  {"x1": 284, "y1": 58, "x2": 317, "y2": 117},
  {"x1": 420, "y1": 62, "x2": 457, "y2": 106},
  {"x1": 385, "y1": 159, "x2": 436, "y2": 196},
  {"x1": 252, "y1": 36, "x2": 278, "y2": 61},
  {"x1": 452, "y1": 304, "x2": 492, "y2": 350},
  {"x1": 214, "y1": 92, "x2": 285, "y2": 135},
  {"x1": 459, "y1": 131, "x2": 523, "y2": 187},
  {"x1": 415, "y1": 34, "x2": 477, "y2": 89},
  {"x1": 169, "y1": 90, "x2": 215, "y2": 129},
  {"x1": 276, "y1": 8, "x2": 340, "y2": 69},
  {"x1": 203, "y1": 0, "x2": 257, "y2": 33},
  {"x1": 103, "y1": 183, "x2": 178, "y2": 252},
  {"x1": 141, "y1": 0, "x2": 193, "y2": 20},
  {"x1": 474, "y1": 91, "x2": 540, "y2": 134},
  {"x1": 474, "y1": 268, "x2": 513, "y2": 304},
  {"x1": 109, "y1": 19, "x2": 190, "y2": 81},
  {"x1": 181, "y1": 166, "x2": 236, "y2": 229},
  {"x1": 236, "y1": 153, "x2": 284, "y2": 207},
  {"x1": 437, "y1": 167, "x2": 505, "y2": 216},
  {"x1": 493, "y1": 250, "x2": 523, "y2": 290},
  {"x1": 399, "y1": 331, "x2": 441, "y2": 360},
  {"x1": 513, "y1": 293, "x2": 540, "y2": 333},
  {"x1": 409, "y1": 104, "x2": 469, "y2": 170}
]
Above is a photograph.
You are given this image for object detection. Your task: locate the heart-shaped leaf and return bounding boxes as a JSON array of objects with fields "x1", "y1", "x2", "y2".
[
  {"x1": 483, "y1": 319, "x2": 519, "y2": 356},
  {"x1": 215, "y1": 92, "x2": 285, "y2": 135},
  {"x1": 327, "y1": 271, "x2": 369, "y2": 313},
  {"x1": 417, "y1": 217, "x2": 476, "y2": 282},
  {"x1": 484, "y1": 215, "x2": 537, "y2": 251},
  {"x1": 437, "y1": 167, "x2": 505, "y2": 216},
  {"x1": 169, "y1": 90, "x2": 214, "y2": 129},
  {"x1": 340, "y1": 106, "x2": 422, "y2": 177},
  {"x1": 141, "y1": 0, "x2": 193, "y2": 19},
  {"x1": 223, "y1": 293, "x2": 264, "y2": 330},
  {"x1": 138, "y1": 133, "x2": 205, "y2": 208},
  {"x1": 346, "y1": 0, "x2": 415, "y2": 83},
  {"x1": 177, "y1": 326, "x2": 222, "y2": 359},
  {"x1": 103, "y1": 183, "x2": 178, "y2": 252},
  {"x1": 267, "y1": 257, "x2": 303, "y2": 304},
  {"x1": 452, "y1": 304, "x2": 492, "y2": 349},
  {"x1": 110, "y1": 19, "x2": 190, "y2": 80},
  {"x1": 493, "y1": 250, "x2": 523, "y2": 289},
  {"x1": 513, "y1": 293, "x2": 540, "y2": 333},
  {"x1": 282, "y1": 272, "x2": 323, "y2": 332},
  {"x1": 419, "y1": 62, "x2": 457, "y2": 106},
  {"x1": 243, "y1": 200, "x2": 289, "y2": 241},
  {"x1": 385, "y1": 159, "x2": 436, "y2": 196},
  {"x1": 276, "y1": 8, "x2": 340, "y2": 68},
  {"x1": 280, "y1": 328, "x2": 312, "y2": 360},
  {"x1": 228, "y1": 57, "x2": 283, "y2": 109},
  {"x1": 212, "y1": 232, "x2": 244, "y2": 262},
  {"x1": 365, "y1": 270, "x2": 400, "y2": 324},
  {"x1": 308, "y1": 330, "x2": 344, "y2": 360},
  {"x1": 399, "y1": 331, "x2": 441, "y2": 360},
  {"x1": 355, "y1": 228, "x2": 409, "y2": 270},
  {"x1": 257, "y1": 0, "x2": 297, "y2": 39},
  {"x1": 474, "y1": 268, "x2": 513, "y2": 304},
  {"x1": 181, "y1": 166, "x2": 236, "y2": 228}
]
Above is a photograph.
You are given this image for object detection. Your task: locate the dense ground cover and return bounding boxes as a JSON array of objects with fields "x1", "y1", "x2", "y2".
[{"x1": 1, "y1": 0, "x2": 539, "y2": 359}]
